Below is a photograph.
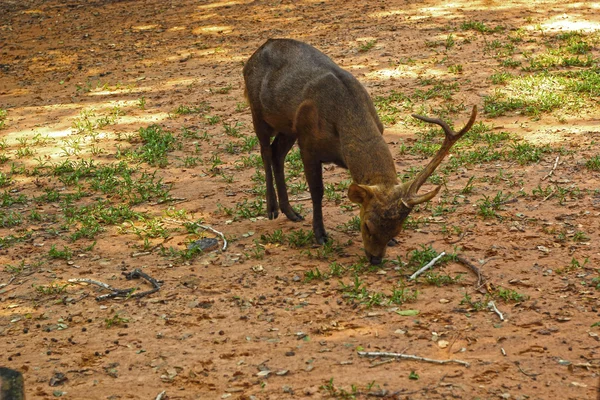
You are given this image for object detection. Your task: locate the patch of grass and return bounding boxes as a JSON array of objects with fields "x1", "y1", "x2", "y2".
[
  {"x1": 286, "y1": 229, "x2": 314, "y2": 248},
  {"x1": 388, "y1": 281, "x2": 419, "y2": 305},
  {"x1": 0, "y1": 171, "x2": 12, "y2": 188},
  {"x1": 508, "y1": 141, "x2": 551, "y2": 164},
  {"x1": 127, "y1": 124, "x2": 178, "y2": 167},
  {"x1": 303, "y1": 238, "x2": 344, "y2": 260},
  {"x1": 34, "y1": 282, "x2": 70, "y2": 296},
  {"x1": 373, "y1": 90, "x2": 411, "y2": 125},
  {"x1": 223, "y1": 122, "x2": 244, "y2": 138},
  {"x1": 448, "y1": 64, "x2": 463, "y2": 74},
  {"x1": 460, "y1": 292, "x2": 488, "y2": 311},
  {"x1": 0, "y1": 210, "x2": 23, "y2": 227},
  {"x1": 585, "y1": 155, "x2": 600, "y2": 171},
  {"x1": 260, "y1": 229, "x2": 285, "y2": 244},
  {"x1": 48, "y1": 245, "x2": 73, "y2": 260},
  {"x1": 338, "y1": 216, "x2": 361, "y2": 233},
  {"x1": 495, "y1": 287, "x2": 527, "y2": 302},
  {"x1": 358, "y1": 40, "x2": 376, "y2": 52},
  {"x1": 304, "y1": 267, "x2": 327, "y2": 282},
  {"x1": 173, "y1": 101, "x2": 211, "y2": 115},
  {"x1": 477, "y1": 191, "x2": 511, "y2": 219},
  {"x1": 105, "y1": 313, "x2": 129, "y2": 328},
  {"x1": 490, "y1": 71, "x2": 512, "y2": 84},
  {"x1": 0, "y1": 108, "x2": 7, "y2": 129},
  {"x1": 423, "y1": 272, "x2": 463, "y2": 287},
  {"x1": 210, "y1": 84, "x2": 233, "y2": 94},
  {"x1": 460, "y1": 20, "x2": 504, "y2": 34}
]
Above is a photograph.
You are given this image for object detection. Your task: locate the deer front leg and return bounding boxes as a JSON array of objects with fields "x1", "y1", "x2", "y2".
[
  {"x1": 253, "y1": 119, "x2": 279, "y2": 219},
  {"x1": 271, "y1": 134, "x2": 303, "y2": 222},
  {"x1": 301, "y1": 152, "x2": 327, "y2": 244}
]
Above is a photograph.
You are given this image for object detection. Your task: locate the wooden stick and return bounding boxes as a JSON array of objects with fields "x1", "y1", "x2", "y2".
[
  {"x1": 0, "y1": 276, "x2": 16, "y2": 289},
  {"x1": 488, "y1": 300, "x2": 504, "y2": 321},
  {"x1": 196, "y1": 224, "x2": 227, "y2": 251},
  {"x1": 456, "y1": 256, "x2": 485, "y2": 288},
  {"x1": 541, "y1": 156, "x2": 559, "y2": 181},
  {"x1": 69, "y1": 269, "x2": 161, "y2": 301},
  {"x1": 164, "y1": 218, "x2": 227, "y2": 251},
  {"x1": 358, "y1": 351, "x2": 470, "y2": 367},
  {"x1": 409, "y1": 252, "x2": 445, "y2": 280}
]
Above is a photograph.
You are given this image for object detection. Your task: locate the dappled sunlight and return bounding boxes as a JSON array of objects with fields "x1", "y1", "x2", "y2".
[
  {"x1": 365, "y1": 67, "x2": 420, "y2": 81},
  {"x1": 197, "y1": 0, "x2": 251, "y2": 10},
  {"x1": 192, "y1": 25, "x2": 234, "y2": 35},
  {"x1": 131, "y1": 24, "x2": 160, "y2": 31},
  {"x1": 369, "y1": 9, "x2": 406, "y2": 18},
  {"x1": 541, "y1": 14, "x2": 600, "y2": 32},
  {"x1": 167, "y1": 26, "x2": 188, "y2": 32},
  {"x1": 2, "y1": 2, "x2": 600, "y2": 398}
]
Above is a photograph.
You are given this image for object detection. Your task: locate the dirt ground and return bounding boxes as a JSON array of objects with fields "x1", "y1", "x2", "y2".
[{"x1": 1, "y1": 0, "x2": 600, "y2": 399}]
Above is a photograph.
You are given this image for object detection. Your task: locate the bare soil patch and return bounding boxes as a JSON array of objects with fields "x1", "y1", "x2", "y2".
[{"x1": 1, "y1": 1, "x2": 600, "y2": 399}]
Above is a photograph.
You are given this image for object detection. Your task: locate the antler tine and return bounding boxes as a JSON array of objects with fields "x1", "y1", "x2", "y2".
[
  {"x1": 403, "y1": 106, "x2": 478, "y2": 207},
  {"x1": 411, "y1": 114, "x2": 455, "y2": 137}
]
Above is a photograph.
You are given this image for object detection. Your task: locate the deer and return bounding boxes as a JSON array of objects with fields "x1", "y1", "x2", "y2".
[{"x1": 243, "y1": 39, "x2": 477, "y2": 265}]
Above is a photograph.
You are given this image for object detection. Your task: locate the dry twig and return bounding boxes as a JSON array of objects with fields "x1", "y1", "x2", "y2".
[
  {"x1": 456, "y1": 256, "x2": 485, "y2": 288},
  {"x1": 69, "y1": 269, "x2": 161, "y2": 301},
  {"x1": 409, "y1": 252, "x2": 446, "y2": 280},
  {"x1": 358, "y1": 351, "x2": 470, "y2": 367},
  {"x1": 0, "y1": 276, "x2": 16, "y2": 289},
  {"x1": 488, "y1": 300, "x2": 505, "y2": 321},
  {"x1": 542, "y1": 156, "x2": 560, "y2": 181}
]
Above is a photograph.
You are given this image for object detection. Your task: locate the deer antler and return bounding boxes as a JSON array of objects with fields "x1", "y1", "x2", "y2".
[{"x1": 403, "y1": 105, "x2": 478, "y2": 207}]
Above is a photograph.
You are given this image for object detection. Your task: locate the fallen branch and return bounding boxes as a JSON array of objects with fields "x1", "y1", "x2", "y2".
[
  {"x1": 196, "y1": 224, "x2": 227, "y2": 251},
  {"x1": 487, "y1": 300, "x2": 505, "y2": 321},
  {"x1": 0, "y1": 276, "x2": 16, "y2": 289},
  {"x1": 358, "y1": 351, "x2": 470, "y2": 367},
  {"x1": 69, "y1": 269, "x2": 161, "y2": 301},
  {"x1": 409, "y1": 252, "x2": 445, "y2": 280},
  {"x1": 541, "y1": 156, "x2": 559, "y2": 181},
  {"x1": 514, "y1": 361, "x2": 541, "y2": 377},
  {"x1": 456, "y1": 256, "x2": 485, "y2": 288},
  {"x1": 164, "y1": 219, "x2": 227, "y2": 251}
]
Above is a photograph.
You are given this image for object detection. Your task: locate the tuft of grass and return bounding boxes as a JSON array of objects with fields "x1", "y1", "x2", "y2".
[
  {"x1": 0, "y1": 108, "x2": 7, "y2": 129},
  {"x1": 105, "y1": 313, "x2": 129, "y2": 328},
  {"x1": 48, "y1": 245, "x2": 73, "y2": 260},
  {"x1": 128, "y1": 125, "x2": 178, "y2": 167},
  {"x1": 460, "y1": 20, "x2": 504, "y2": 34},
  {"x1": 585, "y1": 155, "x2": 600, "y2": 171},
  {"x1": 173, "y1": 102, "x2": 211, "y2": 115},
  {"x1": 358, "y1": 40, "x2": 376, "y2": 52}
]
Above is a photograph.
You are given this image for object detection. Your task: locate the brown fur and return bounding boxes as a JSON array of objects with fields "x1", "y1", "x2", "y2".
[{"x1": 243, "y1": 39, "x2": 476, "y2": 264}]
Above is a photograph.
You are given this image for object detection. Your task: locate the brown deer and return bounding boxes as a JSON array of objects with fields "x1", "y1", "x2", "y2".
[{"x1": 243, "y1": 39, "x2": 477, "y2": 264}]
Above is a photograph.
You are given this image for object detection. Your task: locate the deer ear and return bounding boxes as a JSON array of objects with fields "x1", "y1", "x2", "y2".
[
  {"x1": 293, "y1": 100, "x2": 319, "y2": 134},
  {"x1": 348, "y1": 183, "x2": 374, "y2": 204}
]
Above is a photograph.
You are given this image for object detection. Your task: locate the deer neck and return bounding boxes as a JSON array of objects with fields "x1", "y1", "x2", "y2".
[{"x1": 339, "y1": 117, "x2": 398, "y2": 186}]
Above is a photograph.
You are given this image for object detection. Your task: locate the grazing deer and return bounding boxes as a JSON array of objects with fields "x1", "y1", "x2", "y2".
[{"x1": 243, "y1": 39, "x2": 477, "y2": 264}]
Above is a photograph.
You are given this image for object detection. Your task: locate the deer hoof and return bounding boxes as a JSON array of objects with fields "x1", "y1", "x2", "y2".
[
  {"x1": 284, "y1": 209, "x2": 304, "y2": 222},
  {"x1": 314, "y1": 230, "x2": 327, "y2": 245},
  {"x1": 267, "y1": 210, "x2": 279, "y2": 219}
]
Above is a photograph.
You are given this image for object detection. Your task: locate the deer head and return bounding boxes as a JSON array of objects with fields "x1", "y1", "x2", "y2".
[{"x1": 348, "y1": 106, "x2": 478, "y2": 264}]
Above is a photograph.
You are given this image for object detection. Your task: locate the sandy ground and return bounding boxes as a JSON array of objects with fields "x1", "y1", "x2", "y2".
[{"x1": 1, "y1": 0, "x2": 600, "y2": 399}]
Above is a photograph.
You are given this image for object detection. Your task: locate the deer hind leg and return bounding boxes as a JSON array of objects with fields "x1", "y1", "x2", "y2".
[
  {"x1": 271, "y1": 134, "x2": 303, "y2": 222},
  {"x1": 252, "y1": 118, "x2": 279, "y2": 219}
]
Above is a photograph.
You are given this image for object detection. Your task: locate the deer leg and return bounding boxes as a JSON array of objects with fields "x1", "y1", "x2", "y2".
[
  {"x1": 253, "y1": 118, "x2": 279, "y2": 219},
  {"x1": 300, "y1": 150, "x2": 327, "y2": 244},
  {"x1": 271, "y1": 134, "x2": 303, "y2": 222}
]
